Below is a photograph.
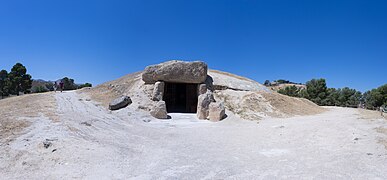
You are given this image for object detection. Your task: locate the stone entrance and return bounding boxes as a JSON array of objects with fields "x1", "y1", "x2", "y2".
[
  {"x1": 143, "y1": 60, "x2": 225, "y2": 121},
  {"x1": 163, "y1": 82, "x2": 198, "y2": 113}
]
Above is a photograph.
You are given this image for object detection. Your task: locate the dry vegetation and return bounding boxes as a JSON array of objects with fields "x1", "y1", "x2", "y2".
[
  {"x1": 214, "y1": 89, "x2": 324, "y2": 120},
  {"x1": 261, "y1": 92, "x2": 325, "y2": 116},
  {"x1": 79, "y1": 71, "x2": 143, "y2": 107},
  {"x1": 209, "y1": 69, "x2": 257, "y2": 82},
  {"x1": 0, "y1": 92, "x2": 57, "y2": 142},
  {"x1": 268, "y1": 83, "x2": 306, "y2": 91}
]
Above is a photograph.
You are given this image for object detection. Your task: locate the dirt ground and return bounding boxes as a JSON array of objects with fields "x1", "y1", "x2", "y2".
[
  {"x1": 356, "y1": 108, "x2": 387, "y2": 149},
  {"x1": 0, "y1": 93, "x2": 57, "y2": 144},
  {"x1": 1, "y1": 91, "x2": 386, "y2": 179}
]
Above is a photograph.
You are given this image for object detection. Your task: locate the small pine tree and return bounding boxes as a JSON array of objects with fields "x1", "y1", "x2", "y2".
[
  {"x1": 264, "y1": 80, "x2": 270, "y2": 86},
  {"x1": 305, "y1": 78, "x2": 328, "y2": 105},
  {"x1": 8, "y1": 63, "x2": 32, "y2": 95}
]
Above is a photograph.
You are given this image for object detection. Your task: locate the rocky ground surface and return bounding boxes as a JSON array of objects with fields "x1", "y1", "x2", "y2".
[{"x1": 1, "y1": 91, "x2": 386, "y2": 179}]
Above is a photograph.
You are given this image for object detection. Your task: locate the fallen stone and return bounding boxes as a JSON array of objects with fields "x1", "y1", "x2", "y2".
[
  {"x1": 150, "y1": 101, "x2": 168, "y2": 119},
  {"x1": 152, "y1": 81, "x2": 165, "y2": 101},
  {"x1": 197, "y1": 92, "x2": 215, "y2": 120},
  {"x1": 142, "y1": 60, "x2": 208, "y2": 84},
  {"x1": 208, "y1": 102, "x2": 226, "y2": 122},
  {"x1": 109, "y1": 96, "x2": 132, "y2": 110}
]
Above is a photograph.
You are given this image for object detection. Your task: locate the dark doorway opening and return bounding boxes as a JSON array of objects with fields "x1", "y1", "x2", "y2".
[{"x1": 163, "y1": 82, "x2": 198, "y2": 113}]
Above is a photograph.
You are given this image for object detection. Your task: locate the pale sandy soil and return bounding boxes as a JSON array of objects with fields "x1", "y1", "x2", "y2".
[
  {"x1": 1, "y1": 91, "x2": 386, "y2": 179},
  {"x1": 0, "y1": 92, "x2": 57, "y2": 144}
]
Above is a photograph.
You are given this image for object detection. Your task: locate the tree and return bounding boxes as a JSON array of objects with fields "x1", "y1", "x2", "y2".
[
  {"x1": 8, "y1": 63, "x2": 32, "y2": 96},
  {"x1": 275, "y1": 77, "x2": 384, "y2": 109},
  {"x1": 32, "y1": 86, "x2": 48, "y2": 93},
  {"x1": 278, "y1": 85, "x2": 300, "y2": 97},
  {"x1": 348, "y1": 91, "x2": 362, "y2": 107},
  {"x1": 276, "y1": 79, "x2": 290, "y2": 84},
  {"x1": 335, "y1": 87, "x2": 361, "y2": 107},
  {"x1": 45, "y1": 82, "x2": 54, "y2": 91},
  {"x1": 305, "y1": 78, "x2": 328, "y2": 105},
  {"x1": 364, "y1": 84, "x2": 387, "y2": 109},
  {"x1": 78, "y1": 83, "x2": 92, "y2": 89},
  {"x1": 0, "y1": 69, "x2": 10, "y2": 98},
  {"x1": 325, "y1": 88, "x2": 339, "y2": 106},
  {"x1": 62, "y1": 77, "x2": 77, "y2": 90},
  {"x1": 378, "y1": 84, "x2": 387, "y2": 106},
  {"x1": 264, "y1": 80, "x2": 271, "y2": 86}
]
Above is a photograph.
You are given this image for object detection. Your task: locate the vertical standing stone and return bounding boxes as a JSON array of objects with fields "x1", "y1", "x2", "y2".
[
  {"x1": 208, "y1": 102, "x2": 226, "y2": 122},
  {"x1": 197, "y1": 91, "x2": 215, "y2": 120},
  {"x1": 198, "y1": 84, "x2": 207, "y2": 95},
  {"x1": 152, "y1": 81, "x2": 165, "y2": 101},
  {"x1": 150, "y1": 101, "x2": 168, "y2": 119}
]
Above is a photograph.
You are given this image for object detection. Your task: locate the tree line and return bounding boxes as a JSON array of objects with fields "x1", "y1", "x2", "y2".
[
  {"x1": 32, "y1": 77, "x2": 92, "y2": 93},
  {"x1": 277, "y1": 78, "x2": 386, "y2": 109},
  {"x1": 1, "y1": 62, "x2": 92, "y2": 97}
]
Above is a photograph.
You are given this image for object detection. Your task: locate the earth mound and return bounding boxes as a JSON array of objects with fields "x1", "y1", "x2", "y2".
[{"x1": 82, "y1": 63, "x2": 323, "y2": 120}]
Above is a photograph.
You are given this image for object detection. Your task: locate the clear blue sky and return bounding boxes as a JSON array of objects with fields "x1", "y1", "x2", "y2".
[{"x1": 0, "y1": 0, "x2": 386, "y2": 92}]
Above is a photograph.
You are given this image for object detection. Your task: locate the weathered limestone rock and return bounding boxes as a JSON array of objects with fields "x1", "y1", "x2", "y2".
[
  {"x1": 209, "y1": 102, "x2": 226, "y2": 122},
  {"x1": 142, "y1": 60, "x2": 208, "y2": 84},
  {"x1": 109, "y1": 96, "x2": 132, "y2": 110},
  {"x1": 197, "y1": 92, "x2": 215, "y2": 120},
  {"x1": 152, "y1": 81, "x2": 164, "y2": 101},
  {"x1": 150, "y1": 101, "x2": 168, "y2": 119},
  {"x1": 198, "y1": 84, "x2": 207, "y2": 95}
]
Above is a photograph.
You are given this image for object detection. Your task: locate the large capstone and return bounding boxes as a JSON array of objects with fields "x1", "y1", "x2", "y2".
[
  {"x1": 109, "y1": 96, "x2": 132, "y2": 110},
  {"x1": 142, "y1": 60, "x2": 208, "y2": 84}
]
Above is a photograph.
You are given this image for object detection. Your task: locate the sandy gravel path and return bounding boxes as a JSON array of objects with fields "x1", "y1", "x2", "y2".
[{"x1": 1, "y1": 91, "x2": 386, "y2": 179}]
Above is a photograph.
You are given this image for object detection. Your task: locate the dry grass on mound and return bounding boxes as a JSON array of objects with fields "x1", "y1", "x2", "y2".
[
  {"x1": 209, "y1": 69, "x2": 256, "y2": 82},
  {"x1": 82, "y1": 70, "x2": 323, "y2": 120},
  {"x1": 0, "y1": 92, "x2": 57, "y2": 142},
  {"x1": 261, "y1": 92, "x2": 325, "y2": 116},
  {"x1": 214, "y1": 90, "x2": 324, "y2": 120},
  {"x1": 80, "y1": 71, "x2": 143, "y2": 107}
]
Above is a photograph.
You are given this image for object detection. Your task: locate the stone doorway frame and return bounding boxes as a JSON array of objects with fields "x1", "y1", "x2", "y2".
[{"x1": 163, "y1": 82, "x2": 199, "y2": 113}]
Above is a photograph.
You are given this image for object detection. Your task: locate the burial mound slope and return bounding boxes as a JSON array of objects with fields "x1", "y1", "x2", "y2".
[{"x1": 82, "y1": 68, "x2": 324, "y2": 120}]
